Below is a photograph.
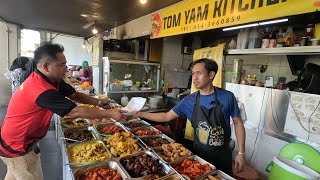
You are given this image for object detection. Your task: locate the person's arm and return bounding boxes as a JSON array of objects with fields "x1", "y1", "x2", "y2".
[
  {"x1": 134, "y1": 109, "x2": 179, "y2": 122},
  {"x1": 233, "y1": 116, "x2": 246, "y2": 172},
  {"x1": 66, "y1": 106, "x2": 122, "y2": 120},
  {"x1": 179, "y1": 89, "x2": 190, "y2": 96},
  {"x1": 68, "y1": 92, "x2": 111, "y2": 108},
  {"x1": 36, "y1": 90, "x2": 122, "y2": 120}
]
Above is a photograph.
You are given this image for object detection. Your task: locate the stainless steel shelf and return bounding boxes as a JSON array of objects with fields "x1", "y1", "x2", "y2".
[
  {"x1": 226, "y1": 46, "x2": 320, "y2": 55},
  {"x1": 108, "y1": 90, "x2": 158, "y2": 94}
]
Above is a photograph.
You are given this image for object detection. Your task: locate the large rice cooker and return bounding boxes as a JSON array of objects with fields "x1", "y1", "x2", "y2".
[
  {"x1": 268, "y1": 143, "x2": 320, "y2": 180},
  {"x1": 148, "y1": 96, "x2": 163, "y2": 109}
]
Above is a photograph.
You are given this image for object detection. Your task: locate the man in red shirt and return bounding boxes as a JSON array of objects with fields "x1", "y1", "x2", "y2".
[{"x1": 0, "y1": 43, "x2": 123, "y2": 180}]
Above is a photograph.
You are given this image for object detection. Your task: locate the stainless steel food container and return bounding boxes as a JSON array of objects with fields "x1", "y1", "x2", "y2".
[
  {"x1": 139, "y1": 134, "x2": 175, "y2": 149},
  {"x1": 67, "y1": 140, "x2": 112, "y2": 168},
  {"x1": 62, "y1": 126, "x2": 97, "y2": 145},
  {"x1": 152, "y1": 146, "x2": 192, "y2": 164},
  {"x1": 119, "y1": 150, "x2": 175, "y2": 180},
  {"x1": 120, "y1": 119, "x2": 150, "y2": 131},
  {"x1": 73, "y1": 160, "x2": 128, "y2": 180},
  {"x1": 61, "y1": 118, "x2": 91, "y2": 128},
  {"x1": 162, "y1": 174, "x2": 183, "y2": 180},
  {"x1": 94, "y1": 122, "x2": 128, "y2": 138},
  {"x1": 104, "y1": 136, "x2": 145, "y2": 159},
  {"x1": 170, "y1": 155, "x2": 216, "y2": 180},
  {"x1": 130, "y1": 126, "x2": 161, "y2": 137},
  {"x1": 204, "y1": 170, "x2": 235, "y2": 180}
]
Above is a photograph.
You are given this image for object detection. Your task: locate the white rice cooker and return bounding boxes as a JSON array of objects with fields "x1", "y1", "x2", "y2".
[{"x1": 148, "y1": 96, "x2": 163, "y2": 109}]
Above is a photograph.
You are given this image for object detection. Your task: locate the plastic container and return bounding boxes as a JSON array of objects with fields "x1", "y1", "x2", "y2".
[
  {"x1": 121, "y1": 97, "x2": 146, "y2": 115},
  {"x1": 237, "y1": 29, "x2": 250, "y2": 49},
  {"x1": 148, "y1": 95, "x2": 163, "y2": 109},
  {"x1": 279, "y1": 143, "x2": 320, "y2": 173},
  {"x1": 121, "y1": 95, "x2": 129, "y2": 106},
  {"x1": 267, "y1": 156, "x2": 320, "y2": 180},
  {"x1": 248, "y1": 28, "x2": 262, "y2": 49},
  {"x1": 310, "y1": 38, "x2": 320, "y2": 46}
]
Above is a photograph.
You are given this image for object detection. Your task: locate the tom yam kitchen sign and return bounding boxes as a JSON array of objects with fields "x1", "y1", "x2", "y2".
[{"x1": 151, "y1": 0, "x2": 320, "y2": 39}]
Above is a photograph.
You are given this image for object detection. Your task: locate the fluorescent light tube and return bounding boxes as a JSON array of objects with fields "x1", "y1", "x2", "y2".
[
  {"x1": 223, "y1": 23, "x2": 259, "y2": 31},
  {"x1": 259, "y1": 18, "x2": 288, "y2": 25}
]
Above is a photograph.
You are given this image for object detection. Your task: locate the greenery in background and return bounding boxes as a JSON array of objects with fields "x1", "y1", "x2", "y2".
[{"x1": 21, "y1": 29, "x2": 40, "y2": 57}]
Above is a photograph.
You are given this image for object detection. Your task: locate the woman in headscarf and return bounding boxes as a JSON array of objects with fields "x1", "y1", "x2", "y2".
[
  {"x1": 9, "y1": 57, "x2": 30, "y2": 94},
  {"x1": 20, "y1": 59, "x2": 37, "y2": 84},
  {"x1": 79, "y1": 60, "x2": 92, "y2": 85}
]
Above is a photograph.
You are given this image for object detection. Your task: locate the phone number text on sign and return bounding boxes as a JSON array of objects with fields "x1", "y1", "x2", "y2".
[{"x1": 180, "y1": 15, "x2": 241, "y2": 32}]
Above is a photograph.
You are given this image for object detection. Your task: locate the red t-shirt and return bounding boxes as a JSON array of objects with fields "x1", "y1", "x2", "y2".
[{"x1": 0, "y1": 70, "x2": 76, "y2": 157}]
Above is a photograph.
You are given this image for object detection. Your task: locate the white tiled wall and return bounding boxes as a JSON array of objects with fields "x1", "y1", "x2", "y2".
[
  {"x1": 161, "y1": 35, "x2": 201, "y2": 88},
  {"x1": 225, "y1": 55, "x2": 320, "y2": 84}
]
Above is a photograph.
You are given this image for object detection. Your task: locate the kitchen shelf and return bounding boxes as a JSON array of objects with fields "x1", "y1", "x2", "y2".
[
  {"x1": 225, "y1": 46, "x2": 320, "y2": 55},
  {"x1": 108, "y1": 90, "x2": 158, "y2": 94}
]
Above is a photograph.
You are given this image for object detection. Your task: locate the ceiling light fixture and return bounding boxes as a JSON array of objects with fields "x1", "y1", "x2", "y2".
[
  {"x1": 92, "y1": 25, "x2": 98, "y2": 34},
  {"x1": 140, "y1": 0, "x2": 147, "y2": 4},
  {"x1": 223, "y1": 18, "x2": 289, "y2": 31},
  {"x1": 223, "y1": 23, "x2": 259, "y2": 31},
  {"x1": 258, "y1": 18, "x2": 288, "y2": 25}
]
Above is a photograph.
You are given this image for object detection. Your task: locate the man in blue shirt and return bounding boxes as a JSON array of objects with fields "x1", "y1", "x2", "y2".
[{"x1": 134, "y1": 59, "x2": 245, "y2": 175}]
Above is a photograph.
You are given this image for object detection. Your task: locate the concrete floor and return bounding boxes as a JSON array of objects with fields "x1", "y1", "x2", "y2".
[{"x1": 0, "y1": 106, "x2": 62, "y2": 180}]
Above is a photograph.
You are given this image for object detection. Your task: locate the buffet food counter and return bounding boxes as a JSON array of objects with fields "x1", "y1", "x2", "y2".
[{"x1": 55, "y1": 116, "x2": 235, "y2": 180}]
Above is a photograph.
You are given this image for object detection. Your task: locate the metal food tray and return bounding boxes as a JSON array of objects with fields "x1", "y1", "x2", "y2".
[
  {"x1": 162, "y1": 174, "x2": 183, "y2": 180},
  {"x1": 90, "y1": 118, "x2": 115, "y2": 125},
  {"x1": 62, "y1": 126, "x2": 96, "y2": 145},
  {"x1": 73, "y1": 161, "x2": 128, "y2": 180},
  {"x1": 94, "y1": 122, "x2": 127, "y2": 138},
  {"x1": 170, "y1": 155, "x2": 216, "y2": 180},
  {"x1": 204, "y1": 170, "x2": 235, "y2": 180},
  {"x1": 60, "y1": 118, "x2": 91, "y2": 128},
  {"x1": 120, "y1": 118, "x2": 151, "y2": 130},
  {"x1": 118, "y1": 150, "x2": 175, "y2": 180},
  {"x1": 103, "y1": 135, "x2": 145, "y2": 159},
  {"x1": 67, "y1": 140, "x2": 111, "y2": 168},
  {"x1": 152, "y1": 146, "x2": 192, "y2": 164},
  {"x1": 130, "y1": 126, "x2": 162, "y2": 137},
  {"x1": 139, "y1": 134, "x2": 175, "y2": 149}
]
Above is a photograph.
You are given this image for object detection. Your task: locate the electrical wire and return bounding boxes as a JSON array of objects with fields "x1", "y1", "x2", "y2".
[
  {"x1": 249, "y1": 87, "x2": 267, "y2": 163},
  {"x1": 270, "y1": 89, "x2": 281, "y2": 132}
]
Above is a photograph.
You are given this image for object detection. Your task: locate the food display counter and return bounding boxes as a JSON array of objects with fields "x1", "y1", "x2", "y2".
[{"x1": 54, "y1": 116, "x2": 235, "y2": 180}]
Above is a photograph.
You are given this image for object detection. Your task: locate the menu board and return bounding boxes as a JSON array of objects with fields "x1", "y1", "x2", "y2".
[{"x1": 284, "y1": 92, "x2": 320, "y2": 144}]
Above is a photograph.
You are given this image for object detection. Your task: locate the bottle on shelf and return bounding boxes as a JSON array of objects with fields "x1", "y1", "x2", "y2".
[
  {"x1": 248, "y1": 27, "x2": 262, "y2": 49},
  {"x1": 261, "y1": 27, "x2": 271, "y2": 48},
  {"x1": 240, "y1": 70, "x2": 247, "y2": 85},
  {"x1": 283, "y1": 26, "x2": 294, "y2": 47},
  {"x1": 301, "y1": 24, "x2": 314, "y2": 46},
  {"x1": 276, "y1": 27, "x2": 284, "y2": 47},
  {"x1": 269, "y1": 27, "x2": 277, "y2": 48},
  {"x1": 237, "y1": 28, "x2": 250, "y2": 49},
  {"x1": 236, "y1": 29, "x2": 244, "y2": 49},
  {"x1": 121, "y1": 94, "x2": 129, "y2": 106}
]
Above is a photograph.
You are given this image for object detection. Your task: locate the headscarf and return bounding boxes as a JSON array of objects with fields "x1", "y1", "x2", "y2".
[
  {"x1": 20, "y1": 59, "x2": 37, "y2": 83},
  {"x1": 9, "y1": 57, "x2": 30, "y2": 71},
  {"x1": 82, "y1": 61, "x2": 89, "y2": 69}
]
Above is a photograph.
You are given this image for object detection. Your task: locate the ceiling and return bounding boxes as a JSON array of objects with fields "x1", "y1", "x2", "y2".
[{"x1": 0, "y1": 0, "x2": 182, "y2": 38}]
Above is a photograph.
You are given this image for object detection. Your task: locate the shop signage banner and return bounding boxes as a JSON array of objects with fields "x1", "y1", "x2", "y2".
[{"x1": 151, "y1": 0, "x2": 319, "y2": 38}]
